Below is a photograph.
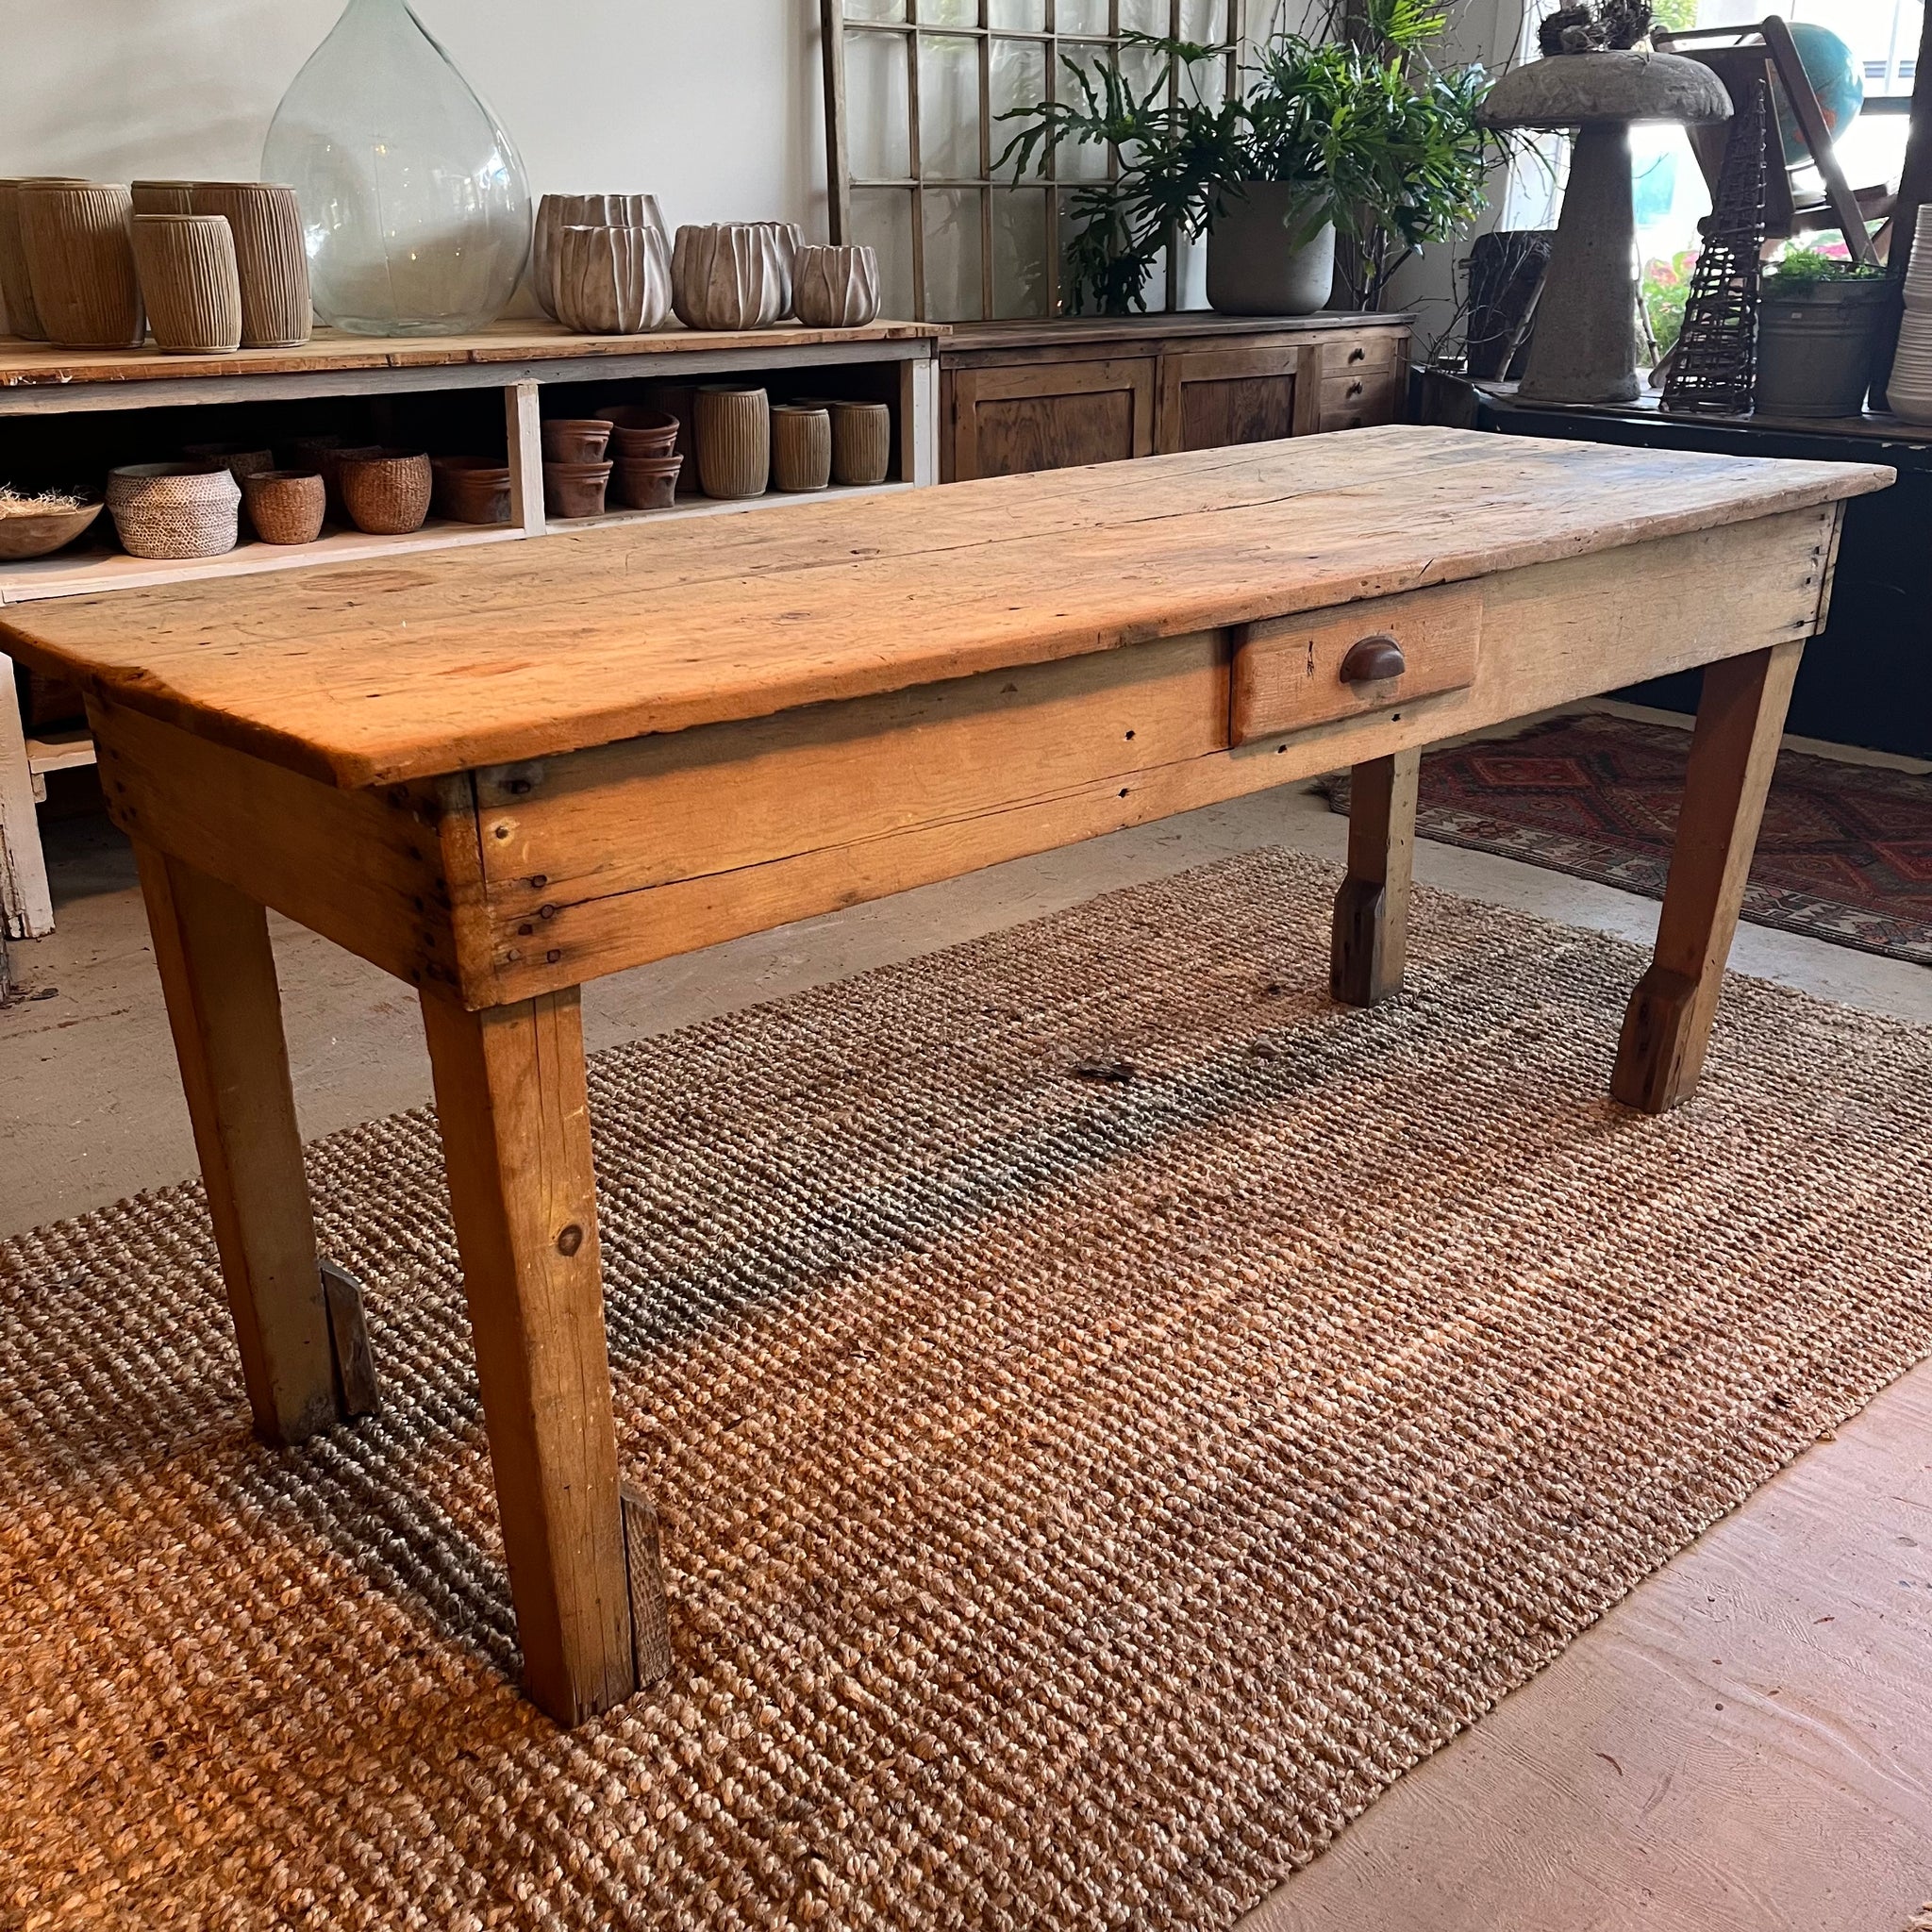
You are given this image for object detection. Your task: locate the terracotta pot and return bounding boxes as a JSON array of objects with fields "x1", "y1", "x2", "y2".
[
  {"x1": 133, "y1": 215, "x2": 243, "y2": 354},
  {"x1": 694, "y1": 384, "x2": 770, "y2": 498},
  {"x1": 338, "y1": 449, "x2": 433, "y2": 534},
  {"x1": 553, "y1": 223, "x2": 672, "y2": 335},
  {"x1": 533, "y1": 192, "x2": 666, "y2": 319},
  {"x1": 182, "y1": 442, "x2": 278, "y2": 482},
  {"x1": 0, "y1": 177, "x2": 87, "y2": 339},
  {"x1": 106, "y1": 461, "x2": 241, "y2": 559},
  {"x1": 793, "y1": 245, "x2": 881, "y2": 329},
  {"x1": 770, "y1": 404, "x2": 831, "y2": 492},
  {"x1": 20, "y1": 182, "x2": 143, "y2": 347},
  {"x1": 671, "y1": 225, "x2": 789, "y2": 332},
  {"x1": 541, "y1": 418, "x2": 613, "y2": 463},
  {"x1": 613, "y1": 454, "x2": 683, "y2": 510},
  {"x1": 240, "y1": 469, "x2": 326, "y2": 544},
  {"x1": 317, "y1": 441, "x2": 383, "y2": 520},
  {"x1": 542, "y1": 459, "x2": 612, "y2": 519},
  {"x1": 131, "y1": 180, "x2": 197, "y2": 216},
  {"x1": 594, "y1": 405, "x2": 679, "y2": 447},
  {"x1": 0, "y1": 498, "x2": 103, "y2": 560},
  {"x1": 188, "y1": 182, "x2": 310, "y2": 348},
  {"x1": 829, "y1": 400, "x2": 892, "y2": 487},
  {"x1": 431, "y1": 456, "x2": 513, "y2": 525}
]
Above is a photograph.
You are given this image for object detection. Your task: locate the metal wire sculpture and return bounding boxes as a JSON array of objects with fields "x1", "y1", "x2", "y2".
[{"x1": 1663, "y1": 75, "x2": 1770, "y2": 417}]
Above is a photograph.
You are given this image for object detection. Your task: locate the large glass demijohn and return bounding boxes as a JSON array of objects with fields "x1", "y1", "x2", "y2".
[{"x1": 263, "y1": 0, "x2": 531, "y2": 335}]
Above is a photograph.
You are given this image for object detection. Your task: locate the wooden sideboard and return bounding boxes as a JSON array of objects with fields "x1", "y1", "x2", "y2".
[{"x1": 939, "y1": 312, "x2": 1412, "y2": 482}]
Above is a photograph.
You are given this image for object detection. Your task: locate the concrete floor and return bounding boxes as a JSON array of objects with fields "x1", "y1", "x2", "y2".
[{"x1": 4, "y1": 709, "x2": 1931, "y2": 1928}]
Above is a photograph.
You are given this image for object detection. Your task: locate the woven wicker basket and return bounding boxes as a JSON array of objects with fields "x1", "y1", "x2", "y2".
[
  {"x1": 338, "y1": 450, "x2": 432, "y2": 535},
  {"x1": 105, "y1": 462, "x2": 241, "y2": 559},
  {"x1": 240, "y1": 470, "x2": 326, "y2": 545}
]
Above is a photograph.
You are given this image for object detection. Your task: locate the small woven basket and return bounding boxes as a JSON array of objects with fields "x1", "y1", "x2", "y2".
[
  {"x1": 338, "y1": 450, "x2": 433, "y2": 535},
  {"x1": 241, "y1": 470, "x2": 326, "y2": 545},
  {"x1": 105, "y1": 462, "x2": 241, "y2": 559}
]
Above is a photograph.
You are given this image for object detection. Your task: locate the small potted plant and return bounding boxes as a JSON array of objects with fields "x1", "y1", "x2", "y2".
[
  {"x1": 998, "y1": 0, "x2": 1499, "y2": 316},
  {"x1": 1755, "y1": 247, "x2": 1890, "y2": 417}
]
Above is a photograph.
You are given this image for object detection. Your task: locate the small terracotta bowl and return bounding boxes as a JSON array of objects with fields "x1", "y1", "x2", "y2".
[
  {"x1": 541, "y1": 418, "x2": 613, "y2": 464},
  {"x1": 241, "y1": 470, "x2": 326, "y2": 545},
  {"x1": 338, "y1": 449, "x2": 433, "y2": 536},
  {"x1": 543, "y1": 458, "x2": 613, "y2": 519},
  {"x1": 430, "y1": 455, "x2": 513, "y2": 526},
  {"x1": 614, "y1": 453, "x2": 683, "y2": 511}
]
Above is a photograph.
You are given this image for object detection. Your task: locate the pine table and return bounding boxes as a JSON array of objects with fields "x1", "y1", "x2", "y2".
[{"x1": 0, "y1": 425, "x2": 1891, "y2": 1724}]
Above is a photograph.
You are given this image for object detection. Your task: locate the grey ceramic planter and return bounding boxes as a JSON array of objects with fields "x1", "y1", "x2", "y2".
[
  {"x1": 1755, "y1": 277, "x2": 1890, "y2": 418},
  {"x1": 1207, "y1": 184, "x2": 1336, "y2": 316}
]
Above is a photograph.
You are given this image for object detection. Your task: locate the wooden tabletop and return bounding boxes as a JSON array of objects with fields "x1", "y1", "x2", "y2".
[
  {"x1": 0, "y1": 425, "x2": 1892, "y2": 790},
  {"x1": 0, "y1": 319, "x2": 944, "y2": 390}
]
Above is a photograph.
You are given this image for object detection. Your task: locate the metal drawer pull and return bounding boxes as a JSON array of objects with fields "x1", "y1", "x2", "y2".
[{"x1": 1340, "y1": 633, "x2": 1407, "y2": 684}]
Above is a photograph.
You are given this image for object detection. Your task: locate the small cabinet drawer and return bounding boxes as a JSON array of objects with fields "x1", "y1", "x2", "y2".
[
  {"x1": 1321, "y1": 370, "x2": 1401, "y2": 429},
  {"x1": 1229, "y1": 582, "x2": 1484, "y2": 746},
  {"x1": 1321, "y1": 334, "x2": 1404, "y2": 377}
]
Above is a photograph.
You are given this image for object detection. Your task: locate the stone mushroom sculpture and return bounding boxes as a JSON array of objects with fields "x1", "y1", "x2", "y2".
[{"x1": 1479, "y1": 49, "x2": 1732, "y2": 403}]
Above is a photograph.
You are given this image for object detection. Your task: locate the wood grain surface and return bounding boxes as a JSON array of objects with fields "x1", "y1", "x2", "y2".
[{"x1": 0, "y1": 427, "x2": 1890, "y2": 791}]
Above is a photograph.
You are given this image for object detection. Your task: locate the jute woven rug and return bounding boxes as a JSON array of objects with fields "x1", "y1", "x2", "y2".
[{"x1": 5, "y1": 849, "x2": 1932, "y2": 1930}]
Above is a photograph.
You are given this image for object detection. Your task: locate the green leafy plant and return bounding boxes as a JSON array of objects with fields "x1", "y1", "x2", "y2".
[
  {"x1": 1641, "y1": 248, "x2": 1697, "y2": 357},
  {"x1": 1764, "y1": 245, "x2": 1886, "y2": 290},
  {"x1": 997, "y1": 0, "x2": 1501, "y2": 315}
]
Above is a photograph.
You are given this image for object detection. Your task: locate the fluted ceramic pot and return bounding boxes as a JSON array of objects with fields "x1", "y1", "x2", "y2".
[
  {"x1": 553, "y1": 224, "x2": 672, "y2": 335},
  {"x1": 753, "y1": 222, "x2": 803, "y2": 318},
  {"x1": 0, "y1": 178, "x2": 85, "y2": 340},
  {"x1": 794, "y1": 245, "x2": 882, "y2": 329},
  {"x1": 131, "y1": 181, "x2": 197, "y2": 215},
  {"x1": 829, "y1": 400, "x2": 892, "y2": 487},
  {"x1": 20, "y1": 182, "x2": 144, "y2": 347},
  {"x1": 189, "y1": 184, "x2": 311, "y2": 348},
  {"x1": 672, "y1": 225, "x2": 788, "y2": 332},
  {"x1": 133, "y1": 215, "x2": 243, "y2": 353},
  {"x1": 534, "y1": 193, "x2": 665, "y2": 319},
  {"x1": 694, "y1": 385, "x2": 770, "y2": 498},
  {"x1": 770, "y1": 404, "x2": 832, "y2": 492}
]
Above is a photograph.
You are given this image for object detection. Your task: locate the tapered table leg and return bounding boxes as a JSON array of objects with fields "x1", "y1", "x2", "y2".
[
  {"x1": 1330, "y1": 748, "x2": 1422, "y2": 1008},
  {"x1": 1612, "y1": 641, "x2": 1803, "y2": 1114},
  {"x1": 419, "y1": 983, "x2": 648, "y2": 1724},
  {"x1": 134, "y1": 841, "x2": 338, "y2": 1444}
]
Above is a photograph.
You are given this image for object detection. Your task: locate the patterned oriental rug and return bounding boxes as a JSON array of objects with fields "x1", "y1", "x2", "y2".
[
  {"x1": 1322, "y1": 710, "x2": 1932, "y2": 966},
  {"x1": 5, "y1": 850, "x2": 1932, "y2": 1929}
]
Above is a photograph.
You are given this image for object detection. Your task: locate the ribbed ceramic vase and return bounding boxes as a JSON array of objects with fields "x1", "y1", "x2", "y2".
[
  {"x1": 672, "y1": 225, "x2": 789, "y2": 332},
  {"x1": 19, "y1": 182, "x2": 144, "y2": 347},
  {"x1": 534, "y1": 193, "x2": 665, "y2": 320},
  {"x1": 131, "y1": 181, "x2": 197, "y2": 215},
  {"x1": 263, "y1": 0, "x2": 531, "y2": 335},
  {"x1": 793, "y1": 245, "x2": 881, "y2": 329},
  {"x1": 694, "y1": 385, "x2": 771, "y2": 498},
  {"x1": 189, "y1": 184, "x2": 311, "y2": 347},
  {"x1": 553, "y1": 224, "x2": 672, "y2": 335},
  {"x1": 770, "y1": 404, "x2": 832, "y2": 492},
  {"x1": 0, "y1": 178, "x2": 85, "y2": 340},
  {"x1": 132, "y1": 215, "x2": 243, "y2": 354},
  {"x1": 830, "y1": 400, "x2": 892, "y2": 487}
]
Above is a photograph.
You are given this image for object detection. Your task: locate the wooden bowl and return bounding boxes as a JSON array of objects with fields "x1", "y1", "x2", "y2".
[
  {"x1": 338, "y1": 449, "x2": 432, "y2": 536},
  {"x1": 0, "y1": 499, "x2": 103, "y2": 560}
]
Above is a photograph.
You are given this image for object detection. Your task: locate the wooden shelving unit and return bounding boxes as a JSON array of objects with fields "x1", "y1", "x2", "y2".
[{"x1": 0, "y1": 320, "x2": 944, "y2": 939}]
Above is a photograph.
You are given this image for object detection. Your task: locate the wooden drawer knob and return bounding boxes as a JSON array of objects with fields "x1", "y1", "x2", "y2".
[{"x1": 1340, "y1": 633, "x2": 1407, "y2": 684}]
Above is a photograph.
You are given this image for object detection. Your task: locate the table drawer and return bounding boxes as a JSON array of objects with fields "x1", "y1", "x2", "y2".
[
  {"x1": 1321, "y1": 334, "x2": 1404, "y2": 377},
  {"x1": 1321, "y1": 370, "x2": 1402, "y2": 428},
  {"x1": 1229, "y1": 582, "x2": 1484, "y2": 745}
]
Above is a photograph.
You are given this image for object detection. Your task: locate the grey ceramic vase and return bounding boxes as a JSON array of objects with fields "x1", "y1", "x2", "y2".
[{"x1": 1207, "y1": 184, "x2": 1336, "y2": 317}]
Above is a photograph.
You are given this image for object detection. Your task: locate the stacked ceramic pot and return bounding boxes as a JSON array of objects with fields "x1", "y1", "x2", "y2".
[
  {"x1": 535, "y1": 193, "x2": 672, "y2": 335},
  {"x1": 1888, "y1": 206, "x2": 1932, "y2": 425}
]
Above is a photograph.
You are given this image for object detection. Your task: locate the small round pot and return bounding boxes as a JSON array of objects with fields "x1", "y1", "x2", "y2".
[
  {"x1": 132, "y1": 213, "x2": 242, "y2": 354},
  {"x1": 338, "y1": 449, "x2": 433, "y2": 535},
  {"x1": 596, "y1": 407, "x2": 681, "y2": 459},
  {"x1": 1207, "y1": 183, "x2": 1336, "y2": 317},
  {"x1": 543, "y1": 459, "x2": 613, "y2": 519},
  {"x1": 828, "y1": 400, "x2": 892, "y2": 487},
  {"x1": 0, "y1": 499, "x2": 103, "y2": 561},
  {"x1": 241, "y1": 470, "x2": 326, "y2": 545},
  {"x1": 183, "y1": 442, "x2": 277, "y2": 482},
  {"x1": 431, "y1": 455, "x2": 513, "y2": 525},
  {"x1": 553, "y1": 223, "x2": 673, "y2": 335},
  {"x1": 771, "y1": 404, "x2": 832, "y2": 492},
  {"x1": 315, "y1": 442, "x2": 383, "y2": 521},
  {"x1": 694, "y1": 385, "x2": 771, "y2": 498},
  {"x1": 793, "y1": 244, "x2": 881, "y2": 329},
  {"x1": 1756, "y1": 277, "x2": 1891, "y2": 418},
  {"x1": 106, "y1": 462, "x2": 241, "y2": 559},
  {"x1": 614, "y1": 454, "x2": 683, "y2": 511},
  {"x1": 541, "y1": 418, "x2": 614, "y2": 464}
]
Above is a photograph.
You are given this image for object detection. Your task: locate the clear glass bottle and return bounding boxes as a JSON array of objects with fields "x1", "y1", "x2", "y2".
[{"x1": 263, "y1": 0, "x2": 531, "y2": 336}]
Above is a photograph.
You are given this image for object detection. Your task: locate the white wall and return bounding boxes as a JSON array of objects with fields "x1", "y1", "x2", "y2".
[{"x1": 0, "y1": 0, "x2": 827, "y2": 323}]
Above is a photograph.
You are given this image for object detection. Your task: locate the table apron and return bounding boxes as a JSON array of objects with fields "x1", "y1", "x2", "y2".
[{"x1": 91, "y1": 504, "x2": 1836, "y2": 1009}]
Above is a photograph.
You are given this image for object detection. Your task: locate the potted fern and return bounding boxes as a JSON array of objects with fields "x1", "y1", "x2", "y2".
[
  {"x1": 998, "y1": 0, "x2": 1498, "y2": 317},
  {"x1": 1755, "y1": 248, "x2": 1890, "y2": 418}
]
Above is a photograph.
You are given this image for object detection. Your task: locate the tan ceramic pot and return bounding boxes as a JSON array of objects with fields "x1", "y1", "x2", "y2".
[
  {"x1": 0, "y1": 177, "x2": 88, "y2": 339},
  {"x1": 770, "y1": 404, "x2": 832, "y2": 492},
  {"x1": 189, "y1": 183, "x2": 310, "y2": 348},
  {"x1": 672, "y1": 225, "x2": 789, "y2": 332},
  {"x1": 533, "y1": 193, "x2": 666, "y2": 319},
  {"x1": 694, "y1": 384, "x2": 771, "y2": 498},
  {"x1": 20, "y1": 181, "x2": 143, "y2": 347},
  {"x1": 131, "y1": 181, "x2": 197, "y2": 215},
  {"x1": 793, "y1": 245, "x2": 881, "y2": 329},
  {"x1": 553, "y1": 224, "x2": 672, "y2": 335},
  {"x1": 829, "y1": 399, "x2": 892, "y2": 487},
  {"x1": 132, "y1": 214, "x2": 242, "y2": 354}
]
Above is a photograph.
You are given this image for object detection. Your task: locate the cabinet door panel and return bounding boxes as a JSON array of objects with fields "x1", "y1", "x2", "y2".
[
  {"x1": 1158, "y1": 344, "x2": 1313, "y2": 454},
  {"x1": 950, "y1": 358, "x2": 1157, "y2": 480}
]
